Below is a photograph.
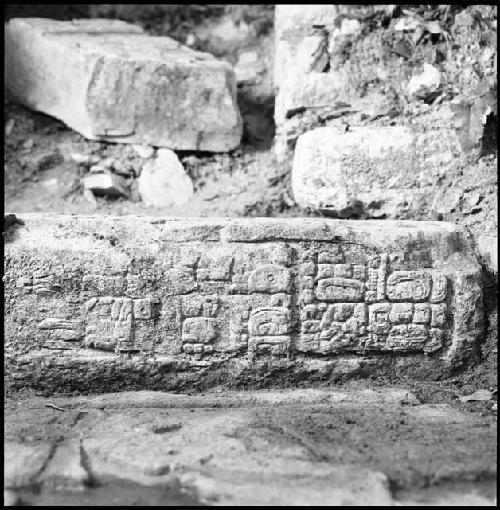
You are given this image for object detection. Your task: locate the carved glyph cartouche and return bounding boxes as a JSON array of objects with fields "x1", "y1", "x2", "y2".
[{"x1": 33, "y1": 240, "x2": 450, "y2": 359}]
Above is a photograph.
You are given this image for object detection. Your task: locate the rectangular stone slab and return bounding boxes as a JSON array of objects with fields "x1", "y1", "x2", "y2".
[
  {"x1": 5, "y1": 18, "x2": 242, "y2": 152},
  {"x1": 4, "y1": 214, "x2": 483, "y2": 393},
  {"x1": 292, "y1": 126, "x2": 443, "y2": 218}
]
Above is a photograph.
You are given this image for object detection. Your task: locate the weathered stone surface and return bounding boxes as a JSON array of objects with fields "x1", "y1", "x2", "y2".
[
  {"x1": 274, "y1": 5, "x2": 369, "y2": 159},
  {"x1": 5, "y1": 18, "x2": 242, "y2": 152},
  {"x1": 291, "y1": 126, "x2": 458, "y2": 218},
  {"x1": 4, "y1": 214, "x2": 483, "y2": 392},
  {"x1": 137, "y1": 149, "x2": 193, "y2": 207},
  {"x1": 4, "y1": 442, "x2": 52, "y2": 489},
  {"x1": 3, "y1": 489, "x2": 19, "y2": 506},
  {"x1": 477, "y1": 235, "x2": 498, "y2": 274}
]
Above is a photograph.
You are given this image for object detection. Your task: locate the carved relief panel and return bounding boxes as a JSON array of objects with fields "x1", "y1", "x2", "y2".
[{"x1": 297, "y1": 243, "x2": 450, "y2": 355}]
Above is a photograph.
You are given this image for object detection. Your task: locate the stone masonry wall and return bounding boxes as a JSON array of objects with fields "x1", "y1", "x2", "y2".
[{"x1": 274, "y1": 5, "x2": 497, "y2": 162}]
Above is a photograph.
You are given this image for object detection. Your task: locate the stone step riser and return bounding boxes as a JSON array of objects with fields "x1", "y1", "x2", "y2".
[{"x1": 4, "y1": 215, "x2": 483, "y2": 393}]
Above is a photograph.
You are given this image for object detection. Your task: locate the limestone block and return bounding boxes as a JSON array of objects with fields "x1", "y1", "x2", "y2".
[
  {"x1": 292, "y1": 126, "x2": 451, "y2": 218},
  {"x1": 4, "y1": 214, "x2": 483, "y2": 393},
  {"x1": 5, "y1": 18, "x2": 242, "y2": 152}
]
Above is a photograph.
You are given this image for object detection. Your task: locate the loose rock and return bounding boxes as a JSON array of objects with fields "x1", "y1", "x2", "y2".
[
  {"x1": 70, "y1": 153, "x2": 100, "y2": 167},
  {"x1": 336, "y1": 18, "x2": 362, "y2": 37},
  {"x1": 137, "y1": 149, "x2": 193, "y2": 207},
  {"x1": 394, "y1": 17, "x2": 420, "y2": 32},
  {"x1": 5, "y1": 118, "x2": 15, "y2": 136},
  {"x1": 461, "y1": 190, "x2": 483, "y2": 214},
  {"x1": 22, "y1": 138, "x2": 34, "y2": 149},
  {"x1": 458, "y1": 389, "x2": 494, "y2": 403},
  {"x1": 83, "y1": 173, "x2": 130, "y2": 198},
  {"x1": 234, "y1": 51, "x2": 262, "y2": 83},
  {"x1": 407, "y1": 63, "x2": 441, "y2": 101},
  {"x1": 400, "y1": 392, "x2": 421, "y2": 406},
  {"x1": 132, "y1": 144, "x2": 155, "y2": 159}
]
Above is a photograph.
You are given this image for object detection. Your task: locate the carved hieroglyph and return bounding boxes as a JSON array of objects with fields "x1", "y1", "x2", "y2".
[{"x1": 4, "y1": 215, "x2": 484, "y2": 391}]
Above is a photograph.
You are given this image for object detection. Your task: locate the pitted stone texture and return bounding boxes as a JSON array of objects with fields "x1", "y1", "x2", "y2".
[
  {"x1": 5, "y1": 18, "x2": 242, "y2": 152},
  {"x1": 292, "y1": 126, "x2": 456, "y2": 218},
  {"x1": 4, "y1": 214, "x2": 483, "y2": 393}
]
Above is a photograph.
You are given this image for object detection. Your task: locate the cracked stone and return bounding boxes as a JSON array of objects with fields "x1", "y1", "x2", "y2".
[{"x1": 38, "y1": 439, "x2": 90, "y2": 491}]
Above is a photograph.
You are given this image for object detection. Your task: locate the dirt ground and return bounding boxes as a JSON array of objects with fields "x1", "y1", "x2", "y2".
[{"x1": 4, "y1": 388, "x2": 497, "y2": 506}]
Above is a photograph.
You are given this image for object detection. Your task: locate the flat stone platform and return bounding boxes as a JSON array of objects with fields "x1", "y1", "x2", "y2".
[{"x1": 4, "y1": 214, "x2": 483, "y2": 393}]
